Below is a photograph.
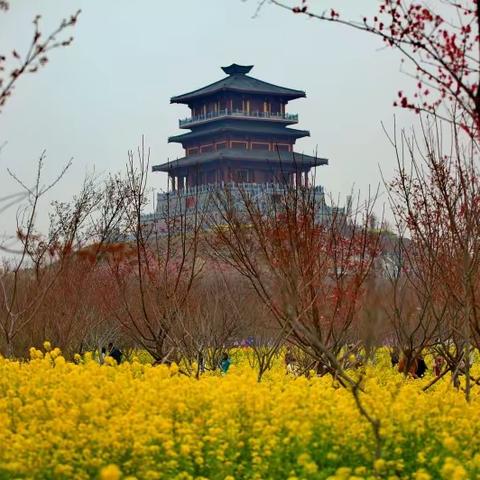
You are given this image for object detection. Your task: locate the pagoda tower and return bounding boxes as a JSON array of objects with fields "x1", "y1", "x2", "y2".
[{"x1": 152, "y1": 63, "x2": 328, "y2": 193}]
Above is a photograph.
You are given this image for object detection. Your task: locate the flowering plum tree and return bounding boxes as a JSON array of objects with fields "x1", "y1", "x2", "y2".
[
  {"x1": 269, "y1": 0, "x2": 480, "y2": 137},
  {"x1": 0, "y1": 3, "x2": 81, "y2": 114}
]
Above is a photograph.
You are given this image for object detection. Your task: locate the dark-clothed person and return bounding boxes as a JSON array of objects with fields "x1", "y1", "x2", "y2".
[
  {"x1": 108, "y1": 342, "x2": 123, "y2": 364},
  {"x1": 219, "y1": 352, "x2": 231, "y2": 374}
]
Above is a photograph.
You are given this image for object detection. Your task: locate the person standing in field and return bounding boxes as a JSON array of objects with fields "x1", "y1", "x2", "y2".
[
  {"x1": 107, "y1": 342, "x2": 123, "y2": 365},
  {"x1": 100, "y1": 346, "x2": 107, "y2": 363},
  {"x1": 434, "y1": 356, "x2": 444, "y2": 377},
  {"x1": 198, "y1": 351, "x2": 205, "y2": 374},
  {"x1": 390, "y1": 346, "x2": 400, "y2": 367},
  {"x1": 284, "y1": 348, "x2": 298, "y2": 375},
  {"x1": 398, "y1": 350, "x2": 419, "y2": 378},
  {"x1": 415, "y1": 353, "x2": 427, "y2": 378},
  {"x1": 219, "y1": 352, "x2": 231, "y2": 374}
]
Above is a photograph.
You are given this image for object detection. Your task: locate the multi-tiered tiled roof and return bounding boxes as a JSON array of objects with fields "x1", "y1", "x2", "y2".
[{"x1": 153, "y1": 64, "x2": 327, "y2": 187}]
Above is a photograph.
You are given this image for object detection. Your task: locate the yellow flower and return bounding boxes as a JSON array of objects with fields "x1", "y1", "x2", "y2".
[
  {"x1": 50, "y1": 347, "x2": 61, "y2": 359},
  {"x1": 104, "y1": 356, "x2": 117, "y2": 367},
  {"x1": 29, "y1": 347, "x2": 43, "y2": 359},
  {"x1": 180, "y1": 444, "x2": 191, "y2": 455},
  {"x1": 0, "y1": 346, "x2": 478, "y2": 479},
  {"x1": 335, "y1": 467, "x2": 351, "y2": 479},
  {"x1": 413, "y1": 469, "x2": 431, "y2": 480},
  {"x1": 374, "y1": 458, "x2": 387, "y2": 474},
  {"x1": 441, "y1": 458, "x2": 468, "y2": 480},
  {"x1": 443, "y1": 436, "x2": 458, "y2": 451},
  {"x1": 99, "y1": 464, "x2": 121, "y2": 480},
  {"x1": 43, "y1": 341, "x2": 52, "y2": 352},
  {"x1": 54, "y1": 464, "x2": 74, "y2": 476},
  {"x1": 354, "y1": 466, "x2": 367, "y2": 475},
  {"x1": 452, "y1": 466, "x2": 468, "y2": 480},
  {"x1": 297, "y1": 453, "x2": 318, "y2": 474}
]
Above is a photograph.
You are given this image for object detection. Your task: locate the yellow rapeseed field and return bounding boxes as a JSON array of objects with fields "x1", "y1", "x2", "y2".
[{"x1": 0, "y1": 346, "x2": 479, "y2": 480}]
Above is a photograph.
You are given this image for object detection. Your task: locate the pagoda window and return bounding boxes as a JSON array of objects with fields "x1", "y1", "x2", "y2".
[
  {"x1": 235, "y1": 169, "x2": 255, "y2": 183},
  {"x1": 271, "y1": 99, "x2": 281, "y2": 114},
  {"x1": 275, "y1": 170, "x2": 290, "y2": 184},
  {"x1": 200, "y1": 144, "x2": 214, "y2": 153},
  {"x1": 231, "y1": 141, "x2": 248, "y2": 150},
  {"x1": 195, "y1": 172, "x2": 205, "y2": 185},
  {"x1": 207, "y1": 101, "x2": 216, "y2": 114},
  {"x1": 274, "y1": 143, "x2": 291, "y2": 152},
  {"x1": 187, "y1": 147, "x2": 199, "y2": 156},
  {"x1": 232, "y1": 97, "x2": 243, "y2": 112},
  {"x1": 216, "y1": 142, "x2": 227, "y2": 150},
  {"x1": 236, "y1": 169, "x2": 249, "y2": 182},
  {"x1": 219, "y1": 98, "x2": 227, "y2": 111},
  {"x1": 207, "y1": 171, "x2": 215, "y2": 183},
  {"x1": 252, "y1": 142, "x2": 270, "y2": 151},
  {"x1": 250, "y1": 98, "x2": 263, "y2": 114}
]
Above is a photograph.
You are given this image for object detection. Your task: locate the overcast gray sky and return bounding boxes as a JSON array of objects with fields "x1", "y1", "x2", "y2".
[{"x1": 0, "y1": 0, "x2": 413, "y2": 243}]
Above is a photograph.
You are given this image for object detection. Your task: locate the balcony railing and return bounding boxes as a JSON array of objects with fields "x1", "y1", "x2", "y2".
[
  {"x1": 156, "y1": 182, "x2": 324, "y2": 201},
  {"x1": 179, "y1": 109, "x2": 298, "y2": 127}
]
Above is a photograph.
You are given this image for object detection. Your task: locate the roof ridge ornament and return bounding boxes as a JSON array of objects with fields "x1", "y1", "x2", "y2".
[{"x1": 221, "y1": 63, "x2": 253, "y2": 75}]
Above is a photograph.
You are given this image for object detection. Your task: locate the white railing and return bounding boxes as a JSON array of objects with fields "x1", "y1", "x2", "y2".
[
  {"x1": 140, "y1": 183, "x2": 330, "y2": 225},
  {"x1": 156, "y1": 182, "x2": 324, "y2": 202},
  {"x1": 179, "y1": 109, "x2": 298, "y2": 127}
]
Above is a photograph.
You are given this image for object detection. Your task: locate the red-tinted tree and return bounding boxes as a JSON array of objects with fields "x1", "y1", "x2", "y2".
[
  {"x1": 210, "y1": 183, "x2": 382, "y2": 386},
  {"x1": 386, "y1": 118, "x2": 480, "y2": 397}
]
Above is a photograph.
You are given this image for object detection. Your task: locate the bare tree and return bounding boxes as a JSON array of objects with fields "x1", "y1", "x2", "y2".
[
  {"x1": 104, "y1": 138, "x2": 207, "y2": 363},
  {"x1": 386, "y1": 117, "x2": 480, "y2": 398},
  {"x1": 0, "y1": 153, "x2": 92, "y2": 357},
  {"x1": 170, "y1": 273, "x2": 242, "y2": 377},
  {"x1": 209, "y1": 179, "x2": 382, "y2": 387},
  {"x1": 1, "y1": 4, "x2": 81, "y2": 240},
  {"x1": 241, "y1": 299, "x2": 290, "y2": 382}
]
